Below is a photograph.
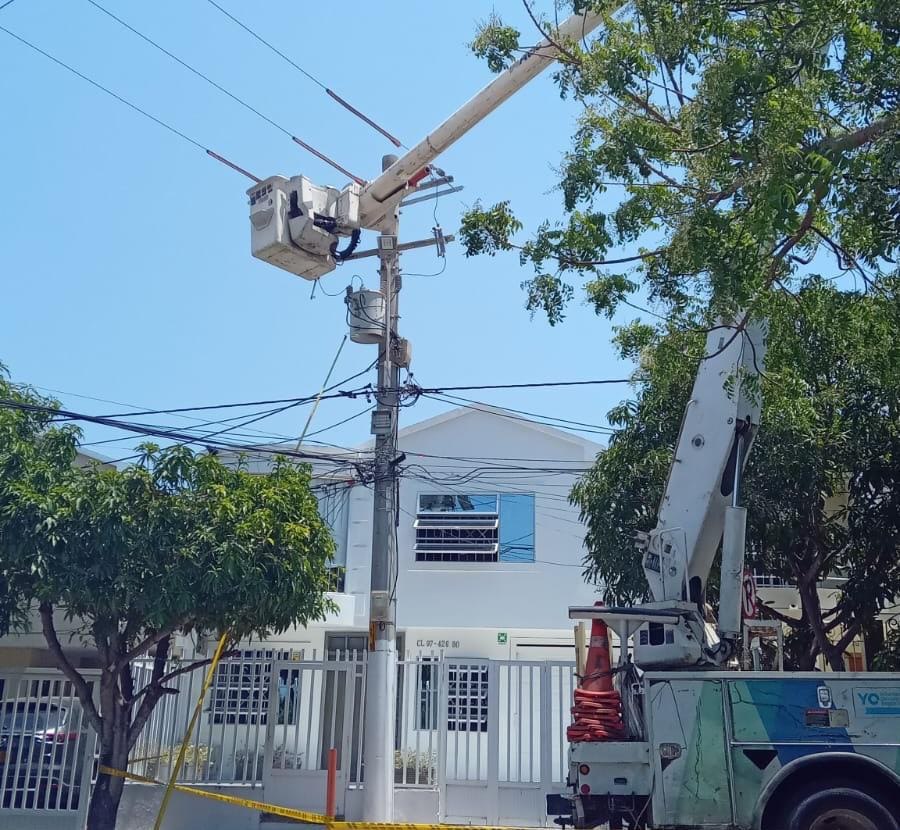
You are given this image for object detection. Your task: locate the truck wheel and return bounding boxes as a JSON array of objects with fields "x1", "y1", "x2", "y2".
[{"x1": 783, "y1": 784, "x2": 898, "y2": 830}]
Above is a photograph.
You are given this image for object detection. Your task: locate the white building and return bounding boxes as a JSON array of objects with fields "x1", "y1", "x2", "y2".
[{"x1": 232, "y1": 404, "x2": 602, "y2": 663}]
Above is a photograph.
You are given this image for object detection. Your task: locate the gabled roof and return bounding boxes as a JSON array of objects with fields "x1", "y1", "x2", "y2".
[{"x1": 355, "y1": 404, "x2": 603, "y2": 455}]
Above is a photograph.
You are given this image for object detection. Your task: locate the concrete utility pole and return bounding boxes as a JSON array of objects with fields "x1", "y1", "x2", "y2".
[{"x1": 362, "y1": 154, "x2": 401, "y2": 822}]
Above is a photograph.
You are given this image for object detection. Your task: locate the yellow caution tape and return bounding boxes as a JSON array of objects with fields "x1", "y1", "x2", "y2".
[
  {"x1": 99, "y1": 764, "x2": 537, "y2": 829},
  {"x1": 100, "y1": 765, "x2": 330, "y2": 824}
]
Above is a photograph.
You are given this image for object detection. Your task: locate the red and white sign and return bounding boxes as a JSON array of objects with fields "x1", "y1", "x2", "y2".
[{"x1": 742, "y1": 569, "x2": 758, "y2": 620}]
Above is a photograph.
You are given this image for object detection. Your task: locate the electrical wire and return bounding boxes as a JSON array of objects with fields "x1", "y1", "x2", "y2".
[
  {"x1": 403, "y1": 178, "x2": 448, "y2": 277},
  {"x1": 296, "y1": 335, "x2": 349, "y2": 448},
  {"x1": 421, "y1": 393, "x2": 613, "y2": 437},
  {"x1": 435, "y1": 391, "x2": 613, "y2": 433},
  {"x1": 50, "y1": 361, "x2": 378, "y2": 421},
  {"x1": 86, "y1": 2, "x2": 301, "y2": 143},
  {"x1": 0, "y1": 398, "x2": 366, "y2": 469},
  {"x1": 203, "y1": 0, "x2": 403, "y2": 148},
  {"x1": 0, "y1": 24, "x2": 258, "y2": 181},
  {"x1": 303, "y1": 405, "x2": 374, "y2": 439},
  {"x1": 415, "y1": 377, "x2": 633, "y2": 393}
]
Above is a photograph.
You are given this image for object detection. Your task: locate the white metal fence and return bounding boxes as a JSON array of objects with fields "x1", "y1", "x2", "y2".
[
  {"x1": 0, "y1": 668, "x2": 98, "y2": 829},
  {"x1": 2, "y1": 653, "x2": 575, "y2": 826}
]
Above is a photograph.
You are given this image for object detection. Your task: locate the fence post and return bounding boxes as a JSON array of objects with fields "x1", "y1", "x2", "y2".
[
  {"x1": 436, "y1": 657, "x2": 448, "y2": 823},
  {"x1": 486, "y1": 661, "x2": 500, "y2": 825},
  {"x1": 262, "y1": 656, "x2": 280, "y2": 787},
  {"x1": 540, "y1": 664, "x2": 554, "y2": 806},
  {"x1": 326, "y1": 747, "x2": 338, "y2": 818}
]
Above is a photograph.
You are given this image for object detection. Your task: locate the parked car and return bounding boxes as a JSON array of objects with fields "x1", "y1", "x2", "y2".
[{"x1": 0, "y1": 698, "x2": 87, "y2": 809}]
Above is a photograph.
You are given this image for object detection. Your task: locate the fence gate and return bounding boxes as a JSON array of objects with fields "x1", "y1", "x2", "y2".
[
  {"x1": 436, "y1": 659, "x2": 576, "y2": 827},
  {"x1": 0, "y1": 668, "x2": 98, "y2": 830},
  {"x1": 262, "y1": 655, "x2": 365, "y2": 817}
]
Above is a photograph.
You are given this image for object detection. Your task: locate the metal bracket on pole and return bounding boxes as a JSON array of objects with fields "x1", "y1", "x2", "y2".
[
  {"x1": 345, "y1": 234, "x2": 455, "y2": 261},
  {"x1": 400, "y1": 185, "x2": 464, "y2": 207}
]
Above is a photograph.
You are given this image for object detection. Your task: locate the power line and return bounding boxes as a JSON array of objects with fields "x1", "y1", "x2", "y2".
[
  {"x1": 304, "y1": 405, "x2": 374, "y2": 439},
  {"x1": 435, "y1": 391, "x2": 614, "y2": 433},
  {"x1": 86, "y1": 0, "x2": 294, "y2": 138},
  {"x1": 421, "y1": 393, "x2": 613, "y2": 437},
  {"x1": 34, "y1": 369, "x2": 623, "y2": 423},
  {"x1": 0, "y1": 24, "x2": 259, "y2": 181},
  {"x1": 0, "y1": 398, "x2": 366, "y2": 467},
  {"x1": 54, "y1": 361, "x2": 378, "y2": 421},
  {"x1": 84, "y1": 0, "x2": 362, "y2": 181},
  {"x1": 414, "y1": 377, "x2": 633, "y2": 393},
  {"x1": 203, "y1": 0, "x2": 403, "y2": 148}
]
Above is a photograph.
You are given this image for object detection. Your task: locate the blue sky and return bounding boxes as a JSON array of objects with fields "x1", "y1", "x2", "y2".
[{"x1": 1, "y1": 0, "x2": 642, "y2": 458}]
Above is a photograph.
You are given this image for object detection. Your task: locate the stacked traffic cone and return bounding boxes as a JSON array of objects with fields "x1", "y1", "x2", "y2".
[{"x1": 567, "y1": 601, "x2": 625, "y2": 742}]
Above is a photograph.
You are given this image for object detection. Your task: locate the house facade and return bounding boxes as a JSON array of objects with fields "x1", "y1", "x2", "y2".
[{"x1": 226, "y1": 405, "x2": 602, "y2": 664}]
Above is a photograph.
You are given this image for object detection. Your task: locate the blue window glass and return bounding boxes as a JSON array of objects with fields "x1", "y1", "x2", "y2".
[
  {"x1": 498, "y1": 494, "x2": 535, "y2": 562},
  {"x1": 418, "y1": 494, "x2": 498, "y2": 513}
]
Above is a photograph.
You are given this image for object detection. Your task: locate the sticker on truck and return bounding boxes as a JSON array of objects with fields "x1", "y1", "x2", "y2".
[{"x1": 853, "y1": 687, "x2": 900, "y2": 716}]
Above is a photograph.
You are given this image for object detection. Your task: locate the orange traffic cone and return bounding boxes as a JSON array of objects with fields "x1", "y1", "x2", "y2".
[{"x1": 567, "y1": 601, "x2": 625, "y2": 742}]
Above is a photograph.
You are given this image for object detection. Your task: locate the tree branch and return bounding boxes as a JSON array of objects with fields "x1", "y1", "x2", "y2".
[
  {"x1": 824, "y1": 116, "x2": 897, "y2": 154},
  {"x1": 116, "y1": 619, "x2": 187, "y2": 669},
  {"x1": 624, "y1": 91, "x2": 682, "y2": 132},
  {"x1": 131, "y1": 651, "x2": 239, "y2": 702},
  {"x1": 758, "y1": 603, "x2": 799, "y2": 626},
  {"x1": 521, "y1": 0, "x2": 582, "y2": 66},
  {"x1": 40, "y1": 602, "x2": 103, "y2": 735},
  {"x1": 126, "y1": 636, "x2": 171, "y2": 752},
  {"x1": 554, "y1": 245, "x2": 667, "y2": 268},
  {"x1": 834, "y1": 621, "x2": 862, "y2": 655}
]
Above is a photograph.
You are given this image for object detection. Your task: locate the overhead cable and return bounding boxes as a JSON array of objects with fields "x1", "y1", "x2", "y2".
[
  {"x1": 413, "y1": 377, "x2": 633, "y2": 393},
  {"x1": 0, "y1": 399, "x2": 363, "y2": 466},
  {"x1": 84, "y1": 0, "x2": 360, "y2": 183},
  {"x1": 204, "y1": 0, "x2": 403, "y2": 148},
  {"x1": 0, "y1": 24, "x2": 259, "y2": 181},
  {"x1": 421, "y1": 393, "x2": 613, "y2": 437}
]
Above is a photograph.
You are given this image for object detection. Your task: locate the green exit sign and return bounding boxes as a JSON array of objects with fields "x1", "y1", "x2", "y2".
[{"x1": 497, "y1": 632, "x2": 508, "y2": 645}]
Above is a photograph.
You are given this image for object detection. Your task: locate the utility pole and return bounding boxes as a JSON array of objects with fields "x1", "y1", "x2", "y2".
[{"x1": 362, "y1": 154, "x2": 401, "y2": 822}]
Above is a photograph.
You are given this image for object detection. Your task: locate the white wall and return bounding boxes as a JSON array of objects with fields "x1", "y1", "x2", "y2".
[{"x1": 337, "y1": 408, "x2": 601, "y2": 636}]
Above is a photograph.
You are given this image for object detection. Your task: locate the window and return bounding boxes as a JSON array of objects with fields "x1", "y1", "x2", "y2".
[
  {"x1": 210, "y1": 649, "x2": 291, "y2": 725},
  {"x1": 413, "y1": 493, "x2": 535, "y2": 563},
  {"x1": 447, "y1": 664, "x2": 489, "y2": 732},
  {"x1": 752, "y1": 572, "x2": 788, "y2": 587},
  {"x1": 416, "y1": 661, "x2": 438, "y2": 731},
  {"x1": 415, "y1": 661, "x2": 490, "y2": 732}
]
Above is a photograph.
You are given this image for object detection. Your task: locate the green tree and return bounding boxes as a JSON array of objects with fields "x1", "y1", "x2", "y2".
[
  {"x1": 463, "y1": 2, "x2": 900, "y2": 670},
  {"x1": 571, "y1": 282, "x2": 900, "y2": 670},
  {"x1": 0, "y1": 371, "x2": 335, "y2": 830},
  {"x1": 462, "y1": 0, "x2": 899, "y2": 322}
]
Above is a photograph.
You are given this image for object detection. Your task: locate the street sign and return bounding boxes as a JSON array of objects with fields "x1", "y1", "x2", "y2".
[{"x1": 742, "y1": 569, "x2": 758, "y2": 620}]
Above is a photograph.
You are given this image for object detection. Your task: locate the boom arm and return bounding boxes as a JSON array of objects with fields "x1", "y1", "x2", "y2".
[
  {"x1": 641, "y1": 319, "x2": 766, "y2": 612},
  {"x1": 358, "y1": 8, "x2": 607, "y2": 228},
  {"x1": 249, "y1": 7, "x2": 609, "y2": 278}
]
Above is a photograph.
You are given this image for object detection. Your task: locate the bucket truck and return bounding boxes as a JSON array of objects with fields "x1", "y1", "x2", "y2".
[{"x1": 548, "y1": 321, "x2": 900, "y2": 830}]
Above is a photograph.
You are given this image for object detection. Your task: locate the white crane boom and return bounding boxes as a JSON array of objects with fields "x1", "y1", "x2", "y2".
[
  {"x1": 248, "y1": 7, "x2": 608, "y2": 278},
  {"x1": 570, "y1": 317, "x2": 766, "y2": 669},
  {"x1": 358, "y1": 8, "x2": 607, "y2": 227},
  {"x1": 643, "y1": 319, "x2": 766, "y2": 606}
]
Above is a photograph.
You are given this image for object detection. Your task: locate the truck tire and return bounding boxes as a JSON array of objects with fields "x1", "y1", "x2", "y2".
[{"x1": 782, "y1": 784, "x2": 898, "y2": 830}]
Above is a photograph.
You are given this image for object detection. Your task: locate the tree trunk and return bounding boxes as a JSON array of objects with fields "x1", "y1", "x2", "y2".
[
  {"x1": 87, "y1": 776, "x2": 124, "y2": 830},
  {"x1": 87, "y1": 727, "x2": 129, "y2": 830},
  {"x1": 824, "y1": 646, "x2": 846, "y2": 672}
]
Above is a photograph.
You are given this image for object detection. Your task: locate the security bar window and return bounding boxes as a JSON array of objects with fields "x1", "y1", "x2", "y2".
[
  {"x1": 210, "y1": 649, "x2": 291, "y2": 725},
  {"x1": 414, "y1": 493, "x2": 535, "y2": 563},
  {"x1": 447, "y1": 663, "x2": 489, "y2": 732}
]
